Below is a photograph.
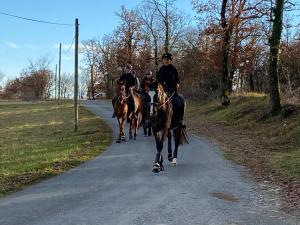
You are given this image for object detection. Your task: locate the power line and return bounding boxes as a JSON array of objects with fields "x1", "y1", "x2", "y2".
[
  {"x1": 64, "y1": 36, "x2": 75, "y2": 54},
  {"x1": 0, "y1": 11, "x2": 74, "y2": 26}
]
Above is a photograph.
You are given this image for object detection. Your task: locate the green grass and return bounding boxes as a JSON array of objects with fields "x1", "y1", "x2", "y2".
[
  {"x1": 186, "y1": 93, "x2": 300, "y2": 181},
  {"x1": 0, "y1": 100, "x2": 112, "y2": 196}
]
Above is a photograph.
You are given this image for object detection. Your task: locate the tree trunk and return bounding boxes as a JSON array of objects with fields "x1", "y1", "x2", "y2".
[
  {"x1": 220, "y1": 0, "x2": 231, "y2": 106},
  {"x1": 164, "y1": 19, "x2": 169, "y2": 53},
  {"x1": 164, "y1": 4, "x2": 169, "y2": 53},
  {"x1": 268, "y1": 0, "x2": 284, "y2": 114},
  {"x1": 249, "y1": 72, "x2": 255, "y2": 92},
  {"x1": 154, "y1": 37, "x2": 159, "y2": 71},
  {"x1": 91, "y1": 65, "x2": 95, "y2": 100}
]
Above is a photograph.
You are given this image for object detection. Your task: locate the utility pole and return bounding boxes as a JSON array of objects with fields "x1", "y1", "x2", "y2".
[
  {"x1": 54, "y1": 64, "x2": 57, "y2": 100},
  {"x1": 58, "y1": 43, "x2": 62, "y2": 100},
  {"x1": 74, "y1": 18, "x2": 79, "y2": 131}
]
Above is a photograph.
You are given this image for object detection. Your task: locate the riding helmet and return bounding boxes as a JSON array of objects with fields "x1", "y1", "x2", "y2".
[{"x1": 162, "y1": 53, "x2": 173, "y2": 60}]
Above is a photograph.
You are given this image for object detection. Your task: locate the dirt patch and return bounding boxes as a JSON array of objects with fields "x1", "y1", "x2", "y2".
[{"x1": 211, "y1": 192, "x2": 239, "y2": 202}]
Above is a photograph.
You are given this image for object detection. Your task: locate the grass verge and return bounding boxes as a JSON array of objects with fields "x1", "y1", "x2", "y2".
[
  {"x1": 185, "y1": 93, "x2": 299, "y2": 215},
  {"x1": 0, "y1": 100, "x2": 112, "y2": 196}
]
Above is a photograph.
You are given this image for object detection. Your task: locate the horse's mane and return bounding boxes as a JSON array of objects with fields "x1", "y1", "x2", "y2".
[{"x1": 157, "y1": 84, "x2": 167, "y2": 104}]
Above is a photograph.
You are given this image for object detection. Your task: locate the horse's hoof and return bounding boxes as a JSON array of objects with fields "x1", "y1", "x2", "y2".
[
  {"x1": 129, "y1": 136, "x2": 133, "y2": 140},
  {"x1": 152, "y1": 163, "x2": 161, "y2": 173},
  {"x1": 116, "y1": 139, "x2": 122, "y2": 143},
  {"x1": 160, "y1": 165, "x2": 164, "y2": 171},
  {"x1": 121, "y1": 136, "x2": 127, "y2": 141},
  {"x1": 168, "y1": 155, "x2": 173, "y2": 162},
  {"x1": 172, "y1": 158, "x2": 177, "y2": 166},
  {"x1": 134, "y1": 136, "x2": 136, "y2": 140}
]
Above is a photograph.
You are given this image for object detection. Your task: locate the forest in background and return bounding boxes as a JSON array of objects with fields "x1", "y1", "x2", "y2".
[{"x1": 1, "y1": 0, "x2": 299, "y2": 112}]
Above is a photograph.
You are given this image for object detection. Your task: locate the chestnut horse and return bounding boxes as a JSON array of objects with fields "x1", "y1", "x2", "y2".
[
  {"x1": 150, "y1": 84, "x2": 188, "y2": 173},
  {"x1": 128, "y1": 88, "x2": 143, "y2": 140},
  {"x1": 114, "y1": 82, "x2": 128, "y2": 143}
]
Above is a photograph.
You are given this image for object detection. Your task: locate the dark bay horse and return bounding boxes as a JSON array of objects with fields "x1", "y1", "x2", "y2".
[
  {"x1": 150, "y1": 84, "x2": 188, "y2": 173},
  {"x1": 113, "y1": 82, "x2": 128, "y2": 143},
  {"x1": 141, "y1": 90, "x2": 154, "y2": 136}
]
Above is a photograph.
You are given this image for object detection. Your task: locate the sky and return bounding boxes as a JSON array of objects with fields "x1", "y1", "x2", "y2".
[{"x1": 0, "y1": 0, "x2": 196, "y2": 85}]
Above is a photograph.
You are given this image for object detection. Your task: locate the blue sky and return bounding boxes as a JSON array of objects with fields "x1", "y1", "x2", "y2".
[{"x1": 0, "y1": 0, "x2": 196, "y2": 84}]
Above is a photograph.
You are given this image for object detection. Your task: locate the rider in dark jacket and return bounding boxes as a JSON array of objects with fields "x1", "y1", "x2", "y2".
[
  {"x1": 156, "y1": 53, "x2": 185, "y2": 130},
  {"x1": 156, "y1": 53, "x2": 179, "y2": 95},
  {"x1": 112, "y1": 62, "x2": 137, "y2": 118}
]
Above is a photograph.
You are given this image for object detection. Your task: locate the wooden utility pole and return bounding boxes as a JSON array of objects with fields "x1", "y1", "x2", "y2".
[
  {"x1": 74, "y1": 18, "x2": 79, "y2": 131},
  {"x1": 58, "y1": 43, "x2": 62, "y2": 100},
  {"x1": 54, "y1": 64, "x2": 57, "y2": 100}
]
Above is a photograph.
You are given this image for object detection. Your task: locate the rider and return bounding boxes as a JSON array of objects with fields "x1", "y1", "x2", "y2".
[
  {"x1": 156, "y1": 53, "x2": 179, "y2": 95},
  {"x1": 112, "y1": 62, "x2": 138, "y2": 119},
  {"x1": 156, "y1": 53, "x2": 185, "y2": 129},
  {"x1": 140, "y1": 71, "x2": 154, "y2": 97}
]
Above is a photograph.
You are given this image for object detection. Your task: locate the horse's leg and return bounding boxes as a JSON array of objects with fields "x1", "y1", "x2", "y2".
[
  {"x1": 134, "y1": 120, "x2": 137, "y2": 140},
  {"x1": 172, "y1": 128, "x2": 181, "y2": 166},
  {"x1": 134, "y1": 127, "x2": 137, "y2": 140},
  {"x1": 147, "y1": 124, "x2": 152, "y2": 136},
  {"x1": 129, "y1": 119, "x2": 133, "y2": 139},
  {"x1": 167, "y1": 129, "x2": 173, "y2": 161},
  {"x1": 116, "y1": 118, "x2": 122, "y2": 143},
  {"x1": 152, "y1": 131, "x2": 164, "y2": 173},
  {"x1": 121, "y1": 117, "x2": 127, "y2": 141}
]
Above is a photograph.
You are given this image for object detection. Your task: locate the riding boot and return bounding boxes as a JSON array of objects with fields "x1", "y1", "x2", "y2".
[{"x1": 112, "y1": 97, "x2": 116, "y2": 118}]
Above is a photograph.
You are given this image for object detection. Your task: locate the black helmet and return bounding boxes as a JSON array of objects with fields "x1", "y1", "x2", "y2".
[{"x1": 162, "y1": 53, "x2": 173, "y2": 60}]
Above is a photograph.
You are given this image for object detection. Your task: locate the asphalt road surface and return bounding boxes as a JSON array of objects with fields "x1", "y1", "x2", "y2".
[{"x1": 0, "y1": 100, "x2": 298, "y2": 225}]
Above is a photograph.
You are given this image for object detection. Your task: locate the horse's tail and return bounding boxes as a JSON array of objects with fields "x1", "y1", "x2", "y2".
[{"x1": 179, "y1": 124, "x2": 189, "y2": 145}]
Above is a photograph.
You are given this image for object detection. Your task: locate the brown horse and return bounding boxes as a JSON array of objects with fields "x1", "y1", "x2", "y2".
[
  {"x1": 150, "y1": 84, "x2": 188, "y2": 173},
  {"x1": 113, "y1": 82, "x2": 128, "y2": 143},
  {"x1": 128, "y1": 88, "x2": 143, "y2": 140}
]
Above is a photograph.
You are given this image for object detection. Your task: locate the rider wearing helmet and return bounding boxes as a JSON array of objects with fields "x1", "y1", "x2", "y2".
[
  {"x1": 112, "y1": 62, "x2": 138, "y2": 118},
  {"x1": 156, "y1": 53, "x2": 179, "y2": 95}
]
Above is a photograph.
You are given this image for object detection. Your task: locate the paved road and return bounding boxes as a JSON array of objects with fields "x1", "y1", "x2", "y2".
[{"x1": 0, "y1": 100, "x2": 298, "y2": 225}]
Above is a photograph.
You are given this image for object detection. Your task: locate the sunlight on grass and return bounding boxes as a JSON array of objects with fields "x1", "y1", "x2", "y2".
[
  {"x1": 0, "y1": 100, "x2": 112, "y2": 196},
  {"x1": 186, "y1": 94, "x2": 300, "y2": 182}
]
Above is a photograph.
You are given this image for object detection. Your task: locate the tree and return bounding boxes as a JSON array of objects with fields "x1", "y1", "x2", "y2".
[
  {"x1": 60, "y1": 73, "x2": 73, "y2": 99},
  {"x1": 20, "y1": 56, "x2": 52, "y2": 100},
  {"x1": 115, "y1": 6, "x2": 142, "y2": 64},
  {"x1": 268, "y1": 0, "x2": 285, "y2": 113},
  {"x1": 149, "y1": 0, "x2": 176, "y2": 53},
  {"x1": 82, "y1": 39, "x2": 98, "y2": 99}
]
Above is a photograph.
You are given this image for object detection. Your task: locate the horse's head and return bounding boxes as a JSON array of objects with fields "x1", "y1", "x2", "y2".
[
  {"x1": 117, "y1": 83, "x2": 127, "y2": 105},
  {"x1": 148, "y1": 84, "x2": 167, "y2": 118},
  {"x1": 157, "y1": 84, "x2": 167, "y2": 104}
]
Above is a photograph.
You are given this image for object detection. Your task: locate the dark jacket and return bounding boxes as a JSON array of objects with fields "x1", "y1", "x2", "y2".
[
  {"x1": 119, "y1": 72, "x2": 137, "y2": 93},
  {"x1": 156, "y1": 64, "x2": 179, "y2": 94}
]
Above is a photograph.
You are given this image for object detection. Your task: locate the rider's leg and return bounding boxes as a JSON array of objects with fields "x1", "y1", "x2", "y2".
[{"x1": 112, "y1": 96, "x2": 116, "y2": 118}]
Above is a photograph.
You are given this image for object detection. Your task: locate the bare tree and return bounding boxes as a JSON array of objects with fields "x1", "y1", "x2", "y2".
[
  {"x1": 149, "y1": 0, "x2": 176, "y2": 53},
  {"x1": 60, "y1": 73, "x2": 73, "y2": 99},
  {"x1": 82, "y1": 39, "x2": 98, "y2": 99}
]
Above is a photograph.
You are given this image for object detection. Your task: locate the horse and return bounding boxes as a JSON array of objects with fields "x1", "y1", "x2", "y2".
[
  {"x1": 141, "y1": 90, "x2": 154, "y2": 136},
  {"x1": 113, "y1": 81, "x2": 128, "y2": 143},
  {"x1": 128, "y1": 88, "x2": 143, "y2": 140},
  {"x1": 150, "y1": 84, "x2": 188, "y2": 173}
]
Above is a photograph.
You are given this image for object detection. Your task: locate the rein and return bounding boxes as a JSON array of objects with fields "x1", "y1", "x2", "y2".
[{"x1": 158, "y1": 92, "x2": 175, "y2": 109}]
